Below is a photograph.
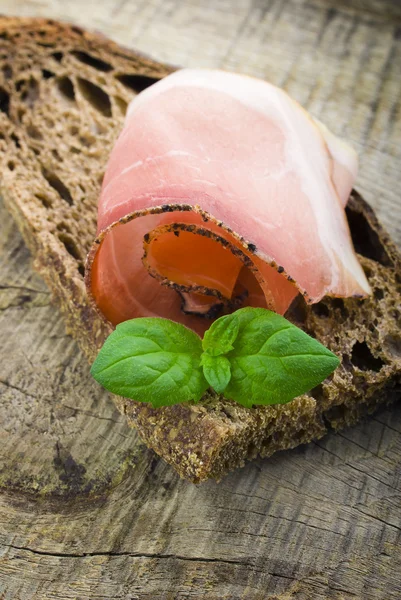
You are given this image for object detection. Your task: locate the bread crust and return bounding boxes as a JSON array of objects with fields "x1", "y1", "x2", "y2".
[{"x1": 0, "y1": 17, "x2": 400, "y2": 482}]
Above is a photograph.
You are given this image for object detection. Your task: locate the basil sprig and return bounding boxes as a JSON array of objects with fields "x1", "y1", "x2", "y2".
[{"x1": 91, "y1": 308, "x2": 339, "y2": 408}]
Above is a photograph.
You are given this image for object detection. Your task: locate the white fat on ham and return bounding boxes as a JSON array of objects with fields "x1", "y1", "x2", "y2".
[
  {"x1": 87, "y1": 68, "x2": 371, "y2": 332},
  {"x1": 313, "y1": 118, "x2": 358, "y2": 207}
]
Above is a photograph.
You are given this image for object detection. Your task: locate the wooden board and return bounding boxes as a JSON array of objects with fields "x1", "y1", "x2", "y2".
[{"x1": 0, "y1": 0, "x2": 400, "y2": 598}]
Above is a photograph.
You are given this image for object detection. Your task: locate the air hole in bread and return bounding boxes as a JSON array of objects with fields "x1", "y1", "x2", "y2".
[
  {"x1": 363, "y1": 265, "x2": 372, "y2": 278},
  {"x1": 42, "y1": 69, "x2": 54, "y2": 79},
  {"x1": 321, "y1": 412, "x2": 334, "y2": 432},
  {"x1": 56, "y1": 76, "x2": 75, "y2": 102},
  {"x1": 114, "y1": 95, "x2": 128, "y2": 115},
  {"x1": 331, "y1": 298, "x2": 344, "y2": 311},
  {"x1": 27, "y1": 125, "x2": 43, "y2": 140},
  {"x1": 258, "y1": 434, "x2": 273, "y2": 452},
  {"x1": 77, "y1": 78, "x2": 112, "y2": 117},
  {"x1": 42, "y1": 168, "x2": 73, "y2": 205},
  {"x1": 20, "y1": 77, "x2": 40, "y2": 108},
  {"x1": 57, "y1": 221, "x2": 71, "y2": 233},
  {"x1": 346, "y1": 205, "x2": 393, "y2": 267},
  {"x1": 0, "y1": 86, "x2": 10, "y2": 115},
  {"x1": 351, "y1": 341, "x2": 384, "y2": 372},
  {"x1": 342, "y1": 354, "x2": 353, "y2": 371},
  {"x1": 10, "y1": 133, "x2": 20, "y2": 148},
  {"x1": 286, "y1": 294, "x2": 308, "y2": 325},
  {"x1": 374, "y1": 288, "x2": 384, "y2": 300},
  {"x1": 310, "y1": 383, "x2": 324, "y2": 400},
  {"x1": 7, "y1": 160, "x2": 15, "y2": 171},
  {"x1": 116, "y1": 73, "x2": 159, "y2": 94},
  {"x1": 293, "y1": 428, "x2": 307, "y2": 442},
  {"x1": 35, "y1": 193, "x2": 52, "y2": 209},
  {"x1": 330, "y1": 298, "x2": 349, "y2": 319},
  {"x1": 311, "y1": 303, "x2": 330, "y2": 318},
  {"x1": 71, "y1": 51, "x2": 113, "y2": 72},
  {"x1": 37, "y1": 41, "x2": 55, "y2": 49},
  {"x1": 323, "y1": 404, "x2": 346, "y2": 428},
  {"x1": 78, "y1": 263, "x2": 85, "y2": 277},
  {"x1": 58, "y1": 233, "x2": 82, "y2": 261},
  {"x1": 368, "y1": 318, "x2": 379, "y2": 332},
  {"x1": 246, "y1": 441, "x2": 259, "y2": 458},
  {"x1": 2, "y1": 64, "x2": 12, "y2": 80},
  {"x1": 217, "y1": 404, "x2": 236, "y2": 420},
  {"x1": 79, "y1": 136, "x2": 92, "y2": 147},
  {"x1": 52, "y1": 51, "x2": 63, "y2": 63}
]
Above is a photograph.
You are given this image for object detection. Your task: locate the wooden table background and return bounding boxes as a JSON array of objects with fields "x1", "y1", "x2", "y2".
[{"x1": 0, "y1": 0, "x2": 400, "y2": 598}]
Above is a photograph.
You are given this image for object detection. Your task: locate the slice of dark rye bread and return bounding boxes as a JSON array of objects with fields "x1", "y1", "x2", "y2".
[{"x1": 1, "y1": 17, "x2": 400, "y2": 483}]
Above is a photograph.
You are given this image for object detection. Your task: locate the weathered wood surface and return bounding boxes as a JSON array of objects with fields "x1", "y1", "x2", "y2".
[{"x1": 0, "y1": 0, "x2": 400, "y2": 598}]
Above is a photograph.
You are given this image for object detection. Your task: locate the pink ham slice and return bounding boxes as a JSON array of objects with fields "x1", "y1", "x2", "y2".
[{"x1": 86, "y1": 69, "x2": 371, "y2": 335}]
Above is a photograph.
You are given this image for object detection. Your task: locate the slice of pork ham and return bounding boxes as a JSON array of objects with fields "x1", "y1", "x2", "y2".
[{"x1": 86, "y1": 69, "x2": 371, "y2": 334}]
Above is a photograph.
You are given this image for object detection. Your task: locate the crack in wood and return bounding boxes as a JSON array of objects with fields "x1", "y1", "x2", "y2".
[
  {"x1": 373, "y1": 416, "x2": 401, "y2": 435},
  {"x1": 346, "y1": 461, "x2": 401, "y2": 492},
  {"x1": 2, "y1": 542, "x2": 268, "y2": 570},
  {"x1": 60, "y1": 403, "x2": 122, "y2": 424},
  {"x1": 0, "y1": 301, "x2": 51, "y2": 311},
  {"x1": 0, "y1": 378, "x2": 39, "y2": 400},
  {"x1": 0, "y1": 283, "x2": 49, "y2": 294},
  {"x1": 336, "y1": 431, "x2": 396, "y2": 465},
  {"x1": 201, "y1": 505, "x2": 349, "y2": 538},
  {"x1": 352, "y1": 506, "x2": 401, "y2": 532}
]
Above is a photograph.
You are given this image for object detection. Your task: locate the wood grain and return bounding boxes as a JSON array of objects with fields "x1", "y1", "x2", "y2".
[{"x1": 0, "y1": 0, "x2": 400, "y2": 598}]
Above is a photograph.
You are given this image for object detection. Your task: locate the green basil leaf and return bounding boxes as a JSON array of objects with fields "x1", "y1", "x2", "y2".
[
  {"x1": 223, "y1": 308, "x2": 340, "y2": 408},
  {"x1": 91, "y1": 318, "x2": 209, "y2": 407},
  {"x1": 202, "y1": 314, "x2": 239, "y2": 356},
  {"x1": 201, "y1": 353, "x2": 231, "y2": 393}
]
